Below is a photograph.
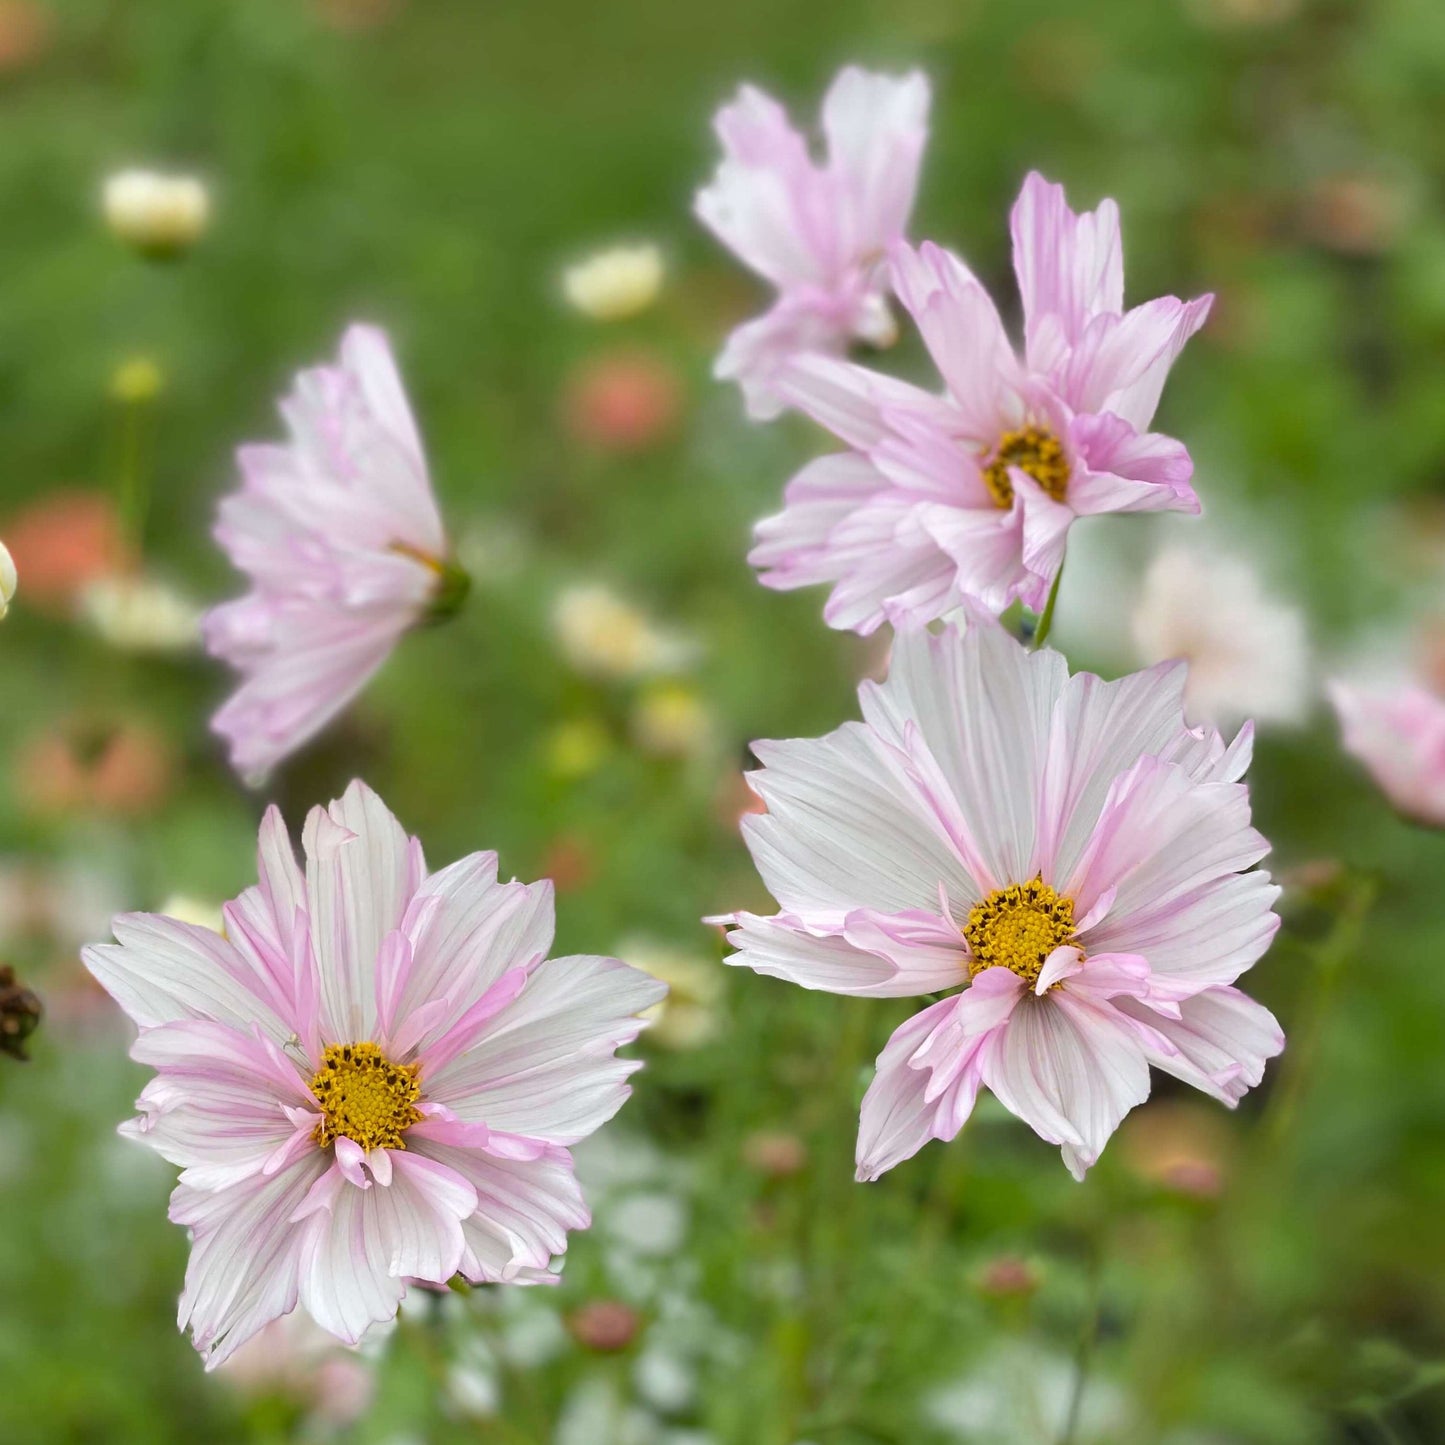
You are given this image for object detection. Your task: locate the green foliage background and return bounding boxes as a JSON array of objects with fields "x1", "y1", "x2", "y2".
[{"x1": 1, "y1": 1, "x2": 1444, "y2": 1440}]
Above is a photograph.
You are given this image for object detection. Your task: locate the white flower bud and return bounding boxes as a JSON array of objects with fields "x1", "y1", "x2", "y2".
[
  {"x1": 0, "y1": 537, "x2": 15, "y2": 620},
  {"x1": 562, "y1": 244, "x2": 664, "y2": 321},
  {"x1": 103, "y1": 169, "x2": 210, "y2": 257}
]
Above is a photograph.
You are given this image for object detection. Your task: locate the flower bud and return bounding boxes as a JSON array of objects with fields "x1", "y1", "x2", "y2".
[
  {"x1": 563, "y1": 244, "x2": 665, "y2": 321},
  {"x1": 567, "y1": 1299, "x2": 641, "y2": 1353},
  {"x1": 0, "y1": 537, "x2": 15, "y2": 620},
  {"x1": 0, "y1": 963, "x2": 42, "y2": 1061}
]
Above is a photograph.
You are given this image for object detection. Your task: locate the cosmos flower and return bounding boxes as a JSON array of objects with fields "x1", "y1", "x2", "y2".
[
  {"x1": 102, "y1": 169, "x2": 210, "y2": 258},
  {"x1": 82, "y1": 781, "x2": 666, "y2": 1366},
  {"x1": 696, "y1": 66, "x2": 931, "y2": 419},
  {"x1": 751, "y1": 173, "x2": 1213, "y2": 630},
  {"x1": 562, "y1": 244, "x2": 665, "y2": 321},
  {"x1": 1330, "y1": 673, "x2": 1445, "y2": 827},
  {"x1": 714, "y1": 616, "x2": 1282, "y2": 1180},
  {"x1": 204, "y1": 325, "x2": 469, "y2": 783},
  {"x1": 1132, "y1": 542, "x2": 1310, "y2": 728}
]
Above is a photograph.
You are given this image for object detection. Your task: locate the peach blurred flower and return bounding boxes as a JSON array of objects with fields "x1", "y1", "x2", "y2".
[
  {"x1": 16, "y1": 717, "x2": 174, "y2": 819},
  {"x1": 3, "y1": 491, "x2": 128, "y2": 615},
  {"x1": 563, "y1": 349, "x2": 682, "y2": 452},
  {"x1": 0, "y1": 1, "x2": 50, "y2": 75}
]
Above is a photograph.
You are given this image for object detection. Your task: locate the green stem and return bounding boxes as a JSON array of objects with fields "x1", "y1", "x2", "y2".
[
  {"x1": 1057, "y1": 1273, "x2": 1101, "y2": 1445},
  {"x1": 1266, "y1": 874, "x2": 1376, "y2": 1146},
  {"x1": 1032, "y1": 559, "x2": 1065, "y2": 651},
  {"x1": 116, "y1": 396, "x2": 154, "y2": 556}
]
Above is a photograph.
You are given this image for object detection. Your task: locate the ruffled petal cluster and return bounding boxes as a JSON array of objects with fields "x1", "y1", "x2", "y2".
[
  {"x1": 696, "y1": 66, "x2": 931, "y2": 419},
  {"x1": 83, "y1": 782, "x2": 665, "y2": 1366},
  {"x1": 716, "y1": 614, "x2": 1281, "y2": 1180},
  {"x1": 204, "y1": 326, "x2": 454, "y2": 782},
  {"x1": 751, "y1": 173, "x2": 1213, "y2": 629}
]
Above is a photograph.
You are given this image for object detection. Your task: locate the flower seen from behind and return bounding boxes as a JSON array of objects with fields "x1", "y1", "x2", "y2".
[
  {"x1": 82, "y1": 780, "x2": 665, "y2": 1366},
  {"x1": 204, "y1": 325, "x2": 469, "y2": 783},
  {"x1": 696, "y1": 66, "x2": 930, "y2": 418},
  {"x1": 714, "y1": 616, "x2": 1281, "y2": 1180}
]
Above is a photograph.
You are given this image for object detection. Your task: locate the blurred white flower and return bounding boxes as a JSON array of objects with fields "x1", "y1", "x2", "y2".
[
  {"x1": 102, "y1": 168, "x2": 210, "y2": 257},
  {"x1": 0, "y1": 536, "x2": 15, "y2": 620},
  {"x1": 925, "y1": 1340, "x2": 1133, "y2": 1443},
  {"x1": 621, "y1": 936, "x2": 724, "y2": 1049},
  {"x1": 80, "y1": 573, "x2": 202, "y2": 653},
  {"x1": 631, "y1": 683, "x2": 715, "y2": 759},
  {"x1": 553, "y1": 584, "x2": 695, "y2": 680},
  {"x1": 563, "y1": 244, "x2": 665, "y2": 321},
  {"x1": 1132, "y1": 544, "x2": 1310, "y2": 728}
]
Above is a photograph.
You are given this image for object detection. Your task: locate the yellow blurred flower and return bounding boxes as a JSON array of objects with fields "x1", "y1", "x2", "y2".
[
  {"x1": 0, "y1": 537, "x2": 16, "y2": 620},
  {"x1": 103, "y1": 169, "x2": 210, "y2": 258},
  {"x1": 545, "y1": 718, "x2": 612, "y2": 779},
  {"x1": 562, "y1": 244, "x2": 665, "y2": 321},
  {"x1": 552, "y1": 583, "x2": 694, "y2": 680},
  {"x1": 110, "y1": 356, "x2": 165, "y2": 405},
  {"x1": 621, "y1": 936, "x2": 724, "y2": 1050},
  {"x1": 632, "y1": 681, "x2": 712, "y2": 758}
]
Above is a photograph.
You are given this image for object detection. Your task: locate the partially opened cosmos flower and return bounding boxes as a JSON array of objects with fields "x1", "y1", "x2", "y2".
[
  {"x1": 82, "y1": 781, "x2": 666, "y2": 1366},
  {"x1": 751, "y1": 174, "x2": 1213, "y2": 631},
  {"x1": 696, "y1": 66, "x2": 931, "y2": 419},
  {"x1": 204, "y1": 325, "x2": 468, "y2": 783},
  {"x1": 714, "y1": 616, "x2": 1282, "y2": 1180}
]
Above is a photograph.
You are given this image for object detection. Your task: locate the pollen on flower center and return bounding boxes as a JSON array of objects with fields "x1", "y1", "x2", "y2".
[
  {"x1": 309, "y1": 1041, "x2": 423, "y2": 1152},
  {"x1": 963, "y1": 879, "x2": 1077, "y2": 986},
  {"x1": 982, "y1": 425, "x2": 1070, "y2": 509}
]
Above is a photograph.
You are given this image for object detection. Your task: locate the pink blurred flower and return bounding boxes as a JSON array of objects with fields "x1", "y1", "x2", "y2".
[
  {"x1": 563, "y1": 349, "x2": 682, "y2": 452},
  {"x1": 204, "y1": 325, "x2": 467, "y2": 783},
  {"x1": 82, "y1": 780, "x2": 665, "y2": 1367},
  {"x1": 1330, "y1": 677, "x2": 1445, "y2": 827},
  {"x1": 714, "y1": 615, "x2": 1281, "y2": 1181},
  {"x1": 696, "y1": 66, "x2": 931, "y2": 419},
  {"x1": 752, "y1": 173, "x2": 1213, "y2": 630},
  {"x1": 218, "y1": 1309, "x2": 380, "y2": 1425}
]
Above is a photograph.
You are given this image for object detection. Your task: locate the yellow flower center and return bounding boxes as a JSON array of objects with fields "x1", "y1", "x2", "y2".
[
  {"x1": 982, "y1": 425, "x2": 1070, "y2": 509},
  {"x1": 309, "y1": 1041, "x2": 423, "y2": 1152},
  {"x1": 963, "y1": 879, "x2": 1078, "y2": 987}
]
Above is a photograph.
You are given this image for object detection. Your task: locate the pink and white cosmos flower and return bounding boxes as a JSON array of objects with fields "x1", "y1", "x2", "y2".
[
  {"x1": 204, "y1": 326, "x2": 467, "y2": 783},
  {"x1": 750, "y1": 173, "x2": 1214, "y2": 630},
  {"x1": 714, "y1": 616, "x2": 1282, "y2": 1181},
  {"x1": 695, "y1": 66, "x2": 931, "y2": 420},
  {"x1": 1330, "y1": 675, "x2": 1445, "y2": 827},
  {"x1": 83, "y1": 781, "x2": 665, "y2": 1367}
]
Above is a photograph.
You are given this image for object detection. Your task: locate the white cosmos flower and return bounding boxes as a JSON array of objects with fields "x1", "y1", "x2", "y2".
[{"x1": 1132, "y1": 543, "x2": 1310, "y2": 728}]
